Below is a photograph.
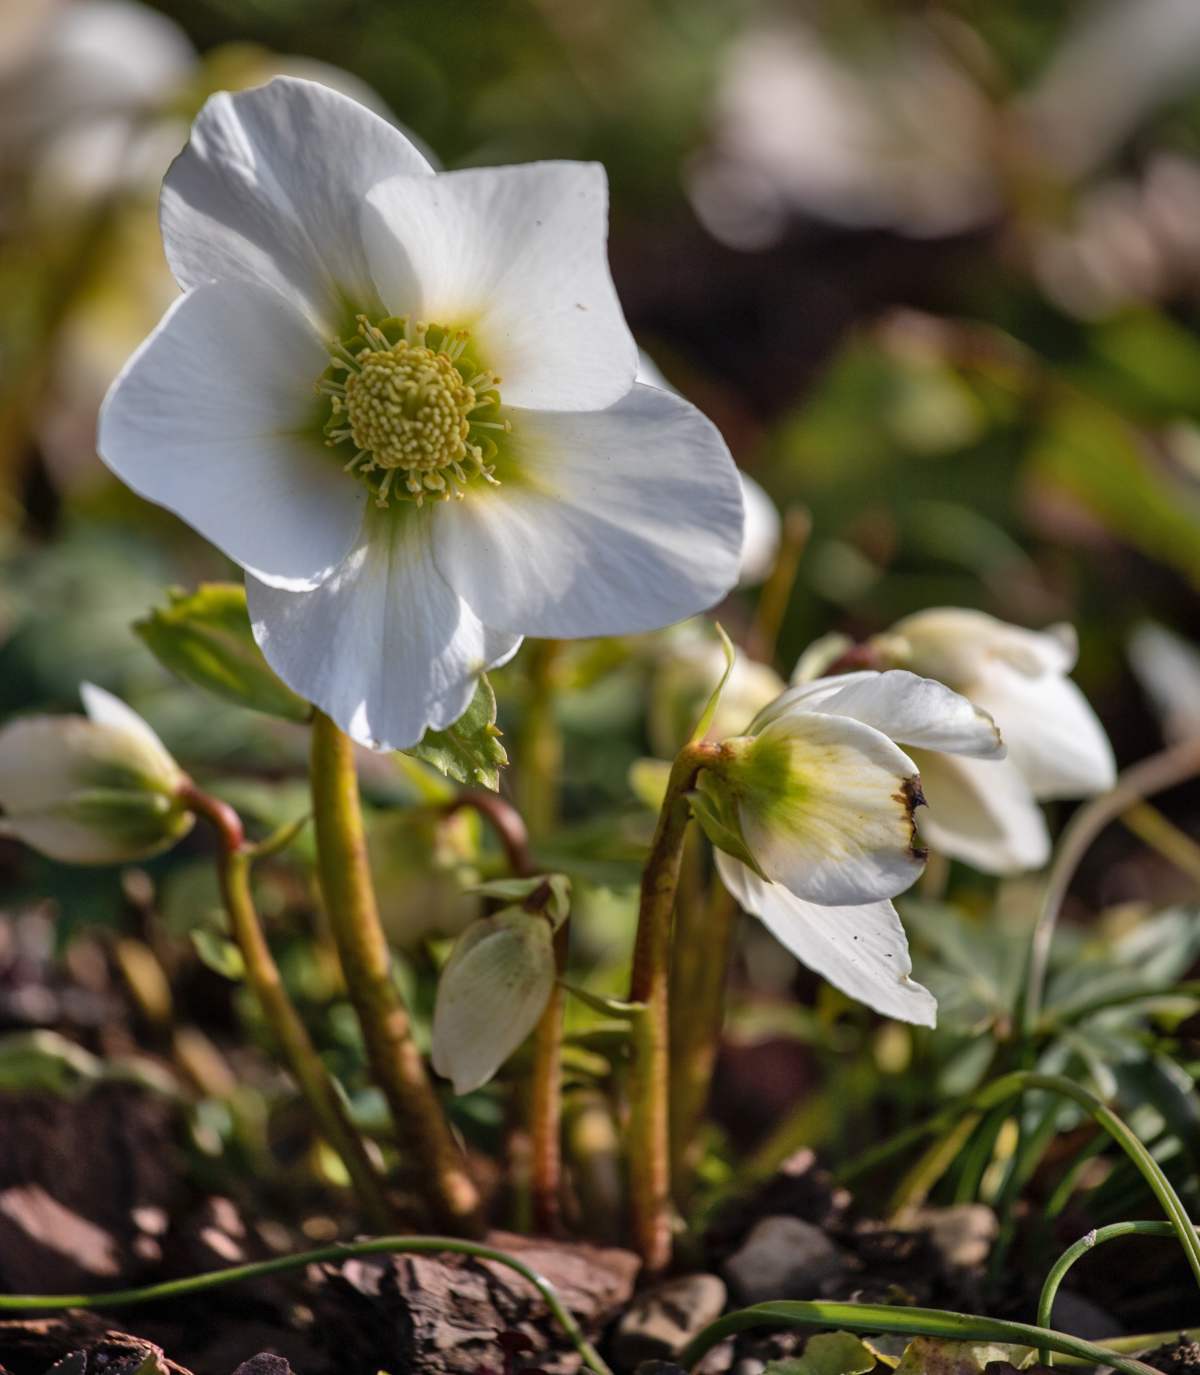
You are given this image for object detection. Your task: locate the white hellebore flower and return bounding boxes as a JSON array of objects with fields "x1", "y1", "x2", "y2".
[
  {"x1": 863, "y1": 609, "x2": 1116, "y2": 874},
  {"x1": 431, "y1": 907, "x2": 557, "y2": 1095},
  {"x1": 706, "y1": 669, "x2": 1007, "y2": 1026},
  {"x1": 0, "y1": 684, "x2": 192, "y2": 864},
  {"x1": 100, "y1": 78, "x2": 744, "y2": 750}
]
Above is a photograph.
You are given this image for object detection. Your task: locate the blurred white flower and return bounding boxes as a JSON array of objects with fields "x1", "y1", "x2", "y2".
[
  {"x1": 692, "y1": 0, "x2": 1200, "y2": 250},
  {"x1": 431, "y1": 907, "x2": 557, "y2": 1094},
  {"x1": 648, "y1": 626, "x2": 784, "y2": 758},
  {"x1": 100, "y1": 78, "x2": 744, "y2": 750},
  {"x1": 0, "y1": 683, "x2": 192, "y2": 863},
  {"x1": 1129, "y1": 621, "x2": 1200, "y2": 742},
  {"x1": 865, "y1": 609, "x2": 1116, "y2": 873},
  {"x1": 706, "y1": 668, "x2": 1005, "y2": 1024}
]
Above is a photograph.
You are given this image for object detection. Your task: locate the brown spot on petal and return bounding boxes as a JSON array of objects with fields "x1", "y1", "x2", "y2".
[{"x1": 896, "y1": 775, "x2": 928, "y2": 861}]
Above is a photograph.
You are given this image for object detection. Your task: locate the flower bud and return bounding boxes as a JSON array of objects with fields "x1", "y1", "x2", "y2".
[
  {"x1": 431, "y1": 907, "x2": 556, "y2": 1095},
  {"x1": 0, "y1": 684, "x2": 193, "y2": 864}
]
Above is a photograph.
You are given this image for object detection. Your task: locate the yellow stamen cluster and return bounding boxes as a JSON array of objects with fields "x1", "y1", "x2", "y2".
[{"x1": 320, "y1": 315, "x2": 506, "y2": 508}]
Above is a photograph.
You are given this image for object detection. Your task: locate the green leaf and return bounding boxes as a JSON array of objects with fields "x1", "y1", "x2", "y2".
[
  {"x1": 135, "y1": 583, "x2": 311, "y2": 723},
  {"x1": 0, "y1": 1030, "x2": 102, "y2": 1097},
  {"x1": 894, "y1": 1337, "x2": 1034, "y2": 1374},
  {"x1": 405, "y1": 676, "x2": 507, "y2": 791},
  {"x1": 688, "y1": 621, "x2": 736, "y2": 744},
  {"x1": 766, "y1": 1332, "x2": 877, "y2": 1375},
  {"x1": 191, "y1": 929, "x2": 246, "y2": 981}
]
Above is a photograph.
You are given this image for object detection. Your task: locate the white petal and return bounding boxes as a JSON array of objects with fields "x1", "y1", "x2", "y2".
[
  {"x1": 79, "y1": 684, "x2": 179, "y2": 782},
  {"x1": 737, "y1": 472, "x2": 782, "y2": 588},
  {"x1": 738, "y1": 711, "x2": 925, "y2": 905},
  {"x1": 885, "y1": 608, "x2": 1077, "y2": 687},
  {"x1": 434, "y1": 384, "x2": 743, "y2": 637},
  {"x1": 431, "y1": 912, "x2": 556, "y2": 1094},
  {"x1": 752, "y1": 670, "x2": 1004, "y2": 759},
  {"x1": 968, "y1": 664, "x2": 1115, "y2": 800},
  {"x1": 912, "y1": 749, "x2": 1050, "y2": 875},
  {"x1": 363, "y1": 161, "x2": 636, "y2": 411},
  {"x1": 716, "y1": 853, "x2": 936, "y2": 1027},
  {"x1": 247, "y1": 507, "x2": 522, "y2": 751},
  {"x1": 98, "y1": 280, "x2": 366, "y2": 591},
  {"x1": 161, "y1": 77, "x2": 433, "y2": 335}
]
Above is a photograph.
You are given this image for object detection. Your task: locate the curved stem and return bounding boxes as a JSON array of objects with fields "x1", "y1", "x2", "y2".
[
  {"x1": 1037, "y1": 1222, "x2": 1176, "y2": 1365},
  {"x1": 972, "y1": 1071, "x2": 1200, "y2": 1293},
  {"x1": 627, "y1": 739, "x2": 721, "y2": 1273},
  {"x1": 0, "y1": 1235, "x2": 612, "y2": 1375},
  {"x1": 309, "y1": 711, "x2": 482, "y2": 1235},
  {"x1": 678, "y1": 1299, "x2": 1162, "y2": 1375},
  {"x1": 179, "y1": 783, "x2": 394, "y2": 1231},
  {"x1": 1022, "y1": 738, "x2": 1200, "y2": 1037}
]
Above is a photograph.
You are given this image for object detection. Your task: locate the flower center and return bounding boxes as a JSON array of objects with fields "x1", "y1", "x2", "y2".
[{"x1": 319, "y1": 315, "x2": 506, "y2": 508}]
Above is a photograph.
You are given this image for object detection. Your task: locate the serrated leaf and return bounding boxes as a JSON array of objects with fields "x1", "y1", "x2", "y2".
[
  {"x1": 405, "y1": 676, "x2": 507, "y2": 791},
  {"x1": 136, "y1": 583, "x2": 311, "y2": 723}
]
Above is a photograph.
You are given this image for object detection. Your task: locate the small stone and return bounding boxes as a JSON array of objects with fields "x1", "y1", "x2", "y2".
[
  {"x1": 898, "y1": 1204, "x2": 998, "y2": 1271},
  {"x1": 231, "y1": 1357, "x2": 295, "y2": 1375},
  {"x1": 613, "y1": 1275, "x2": 727, "y2": 1369},
  {"x1": 721, "y1": 1216, "x2": 849, "y2": 1304}
]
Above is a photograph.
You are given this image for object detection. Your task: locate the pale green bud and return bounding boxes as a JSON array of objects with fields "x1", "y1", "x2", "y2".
[
  {"x1": 430, "y1": 906, "x2": 557, "y2": 1096},
  {"x1": 0, "y1": 684, "x2": 193, "y2": 864}
]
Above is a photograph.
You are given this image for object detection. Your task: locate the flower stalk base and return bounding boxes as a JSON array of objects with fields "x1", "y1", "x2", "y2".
[
  {"x1": 627, "y1": 739, "x2": 722, "y2": 1272},
  {"x1": 309, "y1": 711, "x2": 483, "y2": 1235}
]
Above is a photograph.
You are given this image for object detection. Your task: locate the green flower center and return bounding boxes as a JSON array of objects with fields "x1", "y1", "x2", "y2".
[{"x1": 319, "y1": 315, "x2": 506, "y2": 508}]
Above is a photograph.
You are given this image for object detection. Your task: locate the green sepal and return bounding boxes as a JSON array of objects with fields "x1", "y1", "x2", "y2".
[
  {"x1": 470, "y1": 873, "x2": 571, "y2": 927},
  {"x1": 135, "y1": 583, "x2": 312, "y2": 723},
  {"x1": 691, "y1": 771, "x2": 768, "y2": 879},
  {"x1": 404, "y1": 676, "x2": 508, "y2": 791}
]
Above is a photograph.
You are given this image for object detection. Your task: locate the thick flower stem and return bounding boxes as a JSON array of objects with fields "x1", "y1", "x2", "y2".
[
  {"x1": 179, "y1": 783, "x2": 394, "y2": 1232},
  {"x1": 668, "y1": 878, "x2": 737, "y2": 1203},
  {"x1": 309, "y1": 712, "x2": 483, "y2": 1235},
  {"x1": 531, "y1": 923, "x2": 568, "y2": 1234},
  {"x1": 627, "y1": 740, "x2": 722, "y2": 1273}
]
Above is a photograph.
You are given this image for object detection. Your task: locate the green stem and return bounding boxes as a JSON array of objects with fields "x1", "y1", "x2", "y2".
[
  {"x1": 677, "y1": 1299, "x2": 1162, "y2": 1375},
  {"x1": 627, "y1": 740, "x2": 721, "y2": 1273},
  {"x1": 973, "y1": 1071, "x2": 1200, "y2": 1293},
  {"x1": 309, "y1": 711, "x2": 482, "y2": 1235},
  {"x1": 1022, "y1": 738, "x2": 1200, "y2": 1038},
  {"x1": 180, "y1": 783, "x2": 394, "y2": 1231},
  {"x1": 0, "y1": 1235, "x2": 612, "y2": 1375},
  {"x1": 1037, "y1": 1221, "x2": 1176, "y2": 1365},
  {"x1": 669, "y1": 868, "x2": 737, "y2": 1206},
  {"x1": 749, "y1": 505, "x2": 810, "y2": 664}
]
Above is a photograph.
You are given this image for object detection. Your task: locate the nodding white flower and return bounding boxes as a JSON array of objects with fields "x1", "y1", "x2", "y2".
[
  {"x1": 0, "y1": 684, "x2": 192, "y2": 864},
  {"x1": 707, "y1": 669, "x2": 1006, "y2": 1025},
  {"x1": 431, "y1": 907, "x2": 557, "y2": 1095},
  {"x1": 860, "y1": 609, "x2": 1116, "y2": 874},
  {"x1": 99, "y1": 79, "x2": 744, "y2": 750},
  {"x1": 635, "y1": 351, "x2": 779, "y2": 587}
]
